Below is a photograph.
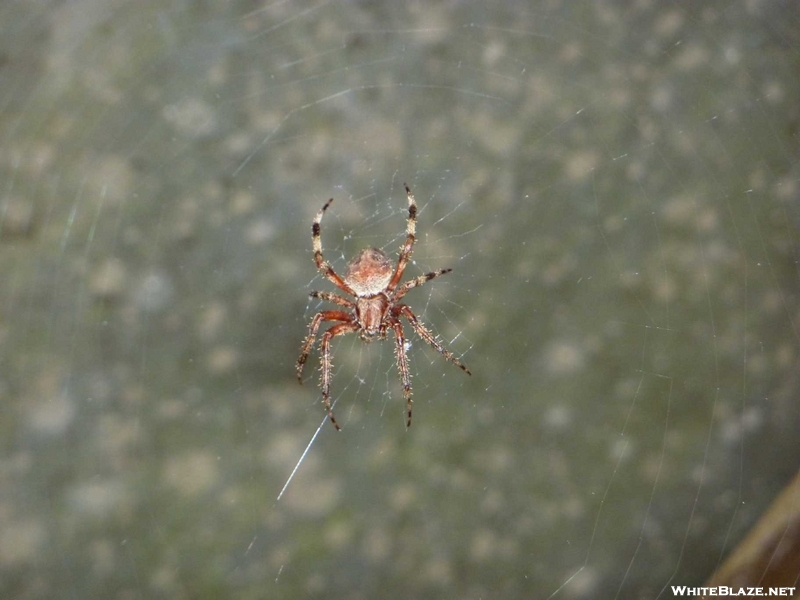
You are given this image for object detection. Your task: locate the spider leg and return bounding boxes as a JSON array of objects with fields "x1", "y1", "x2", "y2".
[
  {"x1": 296, "y1": 310, "x2": 351, "y2": 383},
  {"x1": 309, "y1": 290, "x2": 355, "y2": 309},
  {"x1": 312, "y1": 198, "x2": 357, "y2": 296},
  {"x1": 320, "y1": 321, "x2": 360, "y2": 431},
  {"x1": 396, "y1": 304, "x2": 471, "y2": 376},
  {"x1": 392, "y1": 268, "x2": 452, "y2": 303},
  {"x1": 387, "y1": 184, "x2": 417, "y2": 292},
  {"x1": 390, "y1": 319, "x2": 414, "y2": 428}
]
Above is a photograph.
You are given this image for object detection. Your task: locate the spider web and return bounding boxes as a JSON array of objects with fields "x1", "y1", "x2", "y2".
[{"x1": 1, "y1": 1, "x2": 800, "y2": 599}]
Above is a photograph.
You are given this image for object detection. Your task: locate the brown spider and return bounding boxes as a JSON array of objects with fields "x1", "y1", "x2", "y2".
[{"x1": 296, "y1": 184, "x2": 471, "y2": 430}]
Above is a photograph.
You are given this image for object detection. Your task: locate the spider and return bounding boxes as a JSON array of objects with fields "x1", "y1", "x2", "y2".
[{"x1": 296, "y1": 184, "x2": 471, "y2": 430}]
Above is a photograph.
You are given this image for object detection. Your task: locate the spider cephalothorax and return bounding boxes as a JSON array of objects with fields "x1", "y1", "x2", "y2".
[{"x1": 296, "y1": 184, "x2": 471, "y2": 430}]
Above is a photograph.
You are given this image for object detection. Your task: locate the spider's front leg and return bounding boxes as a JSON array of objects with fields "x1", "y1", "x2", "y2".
[
  {"x1": 312, "y1": 198, "x2": 356, "y2": 296},
  {"x1": 392, "y1": 268, "x2": 452, "y2": 303},
  {"x1": 296, "y1": 310, "x2": 350, "y2": 383},
  {"x1": 387, "y1": 184, "x2": 417, "y2": 292},
  {"x1": 319, "y1": 321, "x2": 359, "y2": 431},
  {"x1": 309, "y1": 291, "x2": 355, "y2": 309}
]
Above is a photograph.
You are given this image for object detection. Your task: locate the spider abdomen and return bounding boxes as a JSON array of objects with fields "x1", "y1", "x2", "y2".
[{"x1": 344, "y1": 247, "x2": 393, "y2": 296}]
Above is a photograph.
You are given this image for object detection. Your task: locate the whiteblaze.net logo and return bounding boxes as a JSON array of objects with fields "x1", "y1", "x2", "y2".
[{"x1": 671, "y1": 586, "x2": 796, "y2": 597}]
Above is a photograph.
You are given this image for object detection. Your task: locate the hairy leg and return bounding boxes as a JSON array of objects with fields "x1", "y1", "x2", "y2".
[
  {"x1": 296, "y1": 310, "x2": 351, "y2": 383},
  {"x1": 392, "y1": 268, "x2": 452, "y2": 303},
  {"x1": 312, "y1": 198, "x2": 356, "y2": 295},
  {"x1": 396, "y1": 304, "x2": 471, "y2": 376},
  {"x1": 387, "y1": 184, "x2": 417, "y2": 291},
  {"x1": 319, "y1": 322, "x2": 360, "y2": 430},
  {"x1": 309, "y1": 290, "x2": 355, "y2": 309},
  {"x1": 390, "y1": 320, "x2": 414, "y2": 428}
]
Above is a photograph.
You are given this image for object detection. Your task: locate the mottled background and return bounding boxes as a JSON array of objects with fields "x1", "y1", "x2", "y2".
[{"x1": 1, "y1": 1, "x2": 799, "y2": 598}]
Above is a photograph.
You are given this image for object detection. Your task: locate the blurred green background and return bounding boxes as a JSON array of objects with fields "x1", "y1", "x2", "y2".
[{"x1": 1, "y1": 1, "x2": 799, "y2": 598}]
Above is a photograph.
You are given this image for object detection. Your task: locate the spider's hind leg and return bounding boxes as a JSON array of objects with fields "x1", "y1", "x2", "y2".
[
  {"x1": 396, "y1": 304, "x2": 471, "y2": 376},
  {"x1": 319, "y1": 321, "x2": 359, "y2": 430},
  {"x1": 390, "y1": 320, "x2": 414, "y2": 428},
  {"x1": 296, "y1": 310, "x2": 350, "y2": 383}
]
